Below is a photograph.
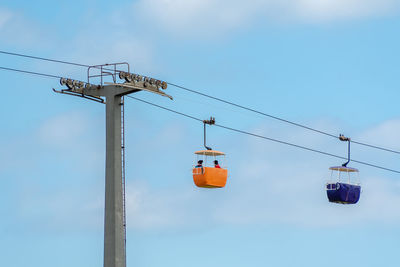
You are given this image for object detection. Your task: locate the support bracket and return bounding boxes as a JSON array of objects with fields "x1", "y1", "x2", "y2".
[{"x1": 53, "y1": 88, "x2": 105, "y2": 104}]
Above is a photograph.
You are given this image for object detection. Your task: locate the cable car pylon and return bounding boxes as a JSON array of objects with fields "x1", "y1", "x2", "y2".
[{"x1": 53, "y1": 63, "x2": 172, "y2": 267}]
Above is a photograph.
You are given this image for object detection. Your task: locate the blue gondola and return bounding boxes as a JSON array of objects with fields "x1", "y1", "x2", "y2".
[
  {"x1": 326, "y1": 135, "x2": 361, "y2": 204},
  {"x1": 326, "y1": 166, "x2": 361, "y2": 204}
]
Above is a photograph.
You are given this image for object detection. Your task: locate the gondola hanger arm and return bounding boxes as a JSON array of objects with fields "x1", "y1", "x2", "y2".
[
  {"x1": 339, "y1": 134, "x2": 351, "y2": 167},
  {"x1": 203, "y1": 117, "x2": 215, "y2": 150}
]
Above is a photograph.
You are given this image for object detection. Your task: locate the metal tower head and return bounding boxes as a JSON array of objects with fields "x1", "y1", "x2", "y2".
[{"x1": 87, "y1": 62, "x2": 130, "y2": 86}]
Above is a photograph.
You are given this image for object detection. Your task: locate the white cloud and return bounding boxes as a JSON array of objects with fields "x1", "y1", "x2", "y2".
[
  {"x1": 214, "y1": 163, "x2": 400, "y2": 227},
  {"x1": 0, "y1": 8, "x2": 13, "y2": 29},
  {"x1": 17, "y1": 185, "x2": 104, "y2": 231},
  {"x1": 5, "y1": 111, "x2": 105, "y2": 232},
  {"x1": 122, "y1": 117, "x2": 400, "y2": 230},
  {"x1": 132, "y1": 0, "x2": 400, "y2": 37},
  {"x1": 11, "y1": 114, "x2": 400, "y2": 232},
  {"x1": 65, "y1": 34, "x2": 157, "y2": 74},
  {"x1": 0, "y1": 6, "x2": 156, "y2": 72},
  {"x1": 38, "y1": 111, "x2": 91, "y2": 148},
  {"x1": 132, "y1": 0, "x2": 263, "y2": 38},
  {"x1": 125, "y1": 181, "x2": 196, "y2": 229},
  {"x1": 0, "y1": 7, "x2": 49, "y2": 47},
  {"x1": 294, "y1": 0, "x2": 399, "y2": 22},
  {"x1": 133, "y1": 0, "x2": 263, "y2": 38},
  {"x1": 356, "y1": 118, "x2": 400, "y2": 151},
  {"x1": 122, "y1": 163, "x2": 400, "y2": 230},
  {"x1": 217, "y1": 118, "x2": 400, "y2": 227}
]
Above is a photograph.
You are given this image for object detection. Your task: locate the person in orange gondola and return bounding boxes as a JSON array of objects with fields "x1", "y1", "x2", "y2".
[
  {"x1": 214, "y1": 160, "x2": 221, "y2": 168},
  {"x1": 195, "y1": 160, "x2": 203, "y2": 168},
  {"x1": 195, "y1": 160, "x2": 204, "y2": 174}
]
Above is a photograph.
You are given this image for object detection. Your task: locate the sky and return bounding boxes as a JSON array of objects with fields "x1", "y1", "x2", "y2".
[{"x1": 1, "y1": 1, "x2": 400, "y2": 267}]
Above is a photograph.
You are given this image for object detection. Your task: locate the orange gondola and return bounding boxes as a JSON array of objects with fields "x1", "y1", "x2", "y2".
[
  {"x1": 192, "y1": 117, "x2": 228, "y2": 188},
  {"x1": 193, "y1": 150, "x2": 228, "y2": 188}
]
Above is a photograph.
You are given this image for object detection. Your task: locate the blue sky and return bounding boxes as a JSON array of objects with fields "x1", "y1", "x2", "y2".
[{"x1": 1, "y1": 1, "x2": 400, "y2": 267}]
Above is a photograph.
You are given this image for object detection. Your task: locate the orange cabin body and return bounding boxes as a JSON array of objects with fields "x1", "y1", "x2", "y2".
[{"x1": 193, "y1": 167, "x2": 228, "y2": 188}]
